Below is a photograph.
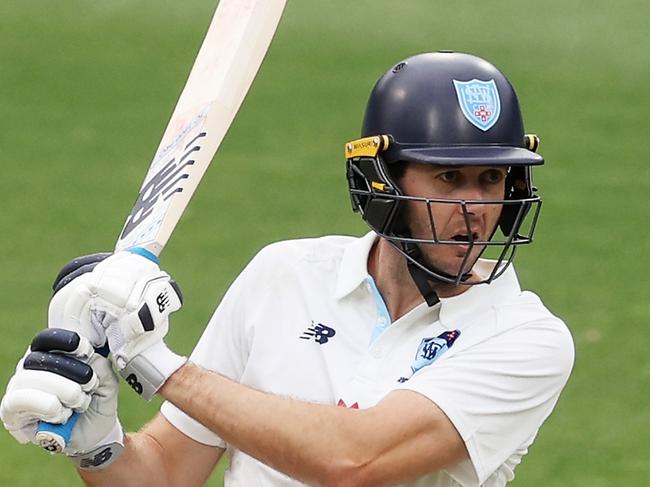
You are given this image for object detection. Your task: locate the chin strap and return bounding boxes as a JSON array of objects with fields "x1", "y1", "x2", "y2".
[
  {"x1": 406, "y1": 259, "x2": 440, "y2": 307},
  {"x1": 402, "y1": 243, "x2": 440, "y2": 307},
  {"x1": 401, "y1": 242, "x2": 473, "y2": 307}
]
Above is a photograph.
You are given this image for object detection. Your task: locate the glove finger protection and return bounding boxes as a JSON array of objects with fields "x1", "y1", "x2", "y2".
[
  {"x1": 0, "y1": 329, "x2": 123, "y2": 468},
  {"x1": 0, "y1": 328, "x2": 123, "y2": 465},
  {"x1": 88, "y1": 251, "x2": 186, "y2": 400},
  {"x1": 48, "y1": 251, "x2": 113, "y2": 348},
  {"x1": 1, "y1": 330, "x2": 97, "y2": 438},
  {"x1": 49, "y1": 271, "x2": 105, "y2": 348},
  {"x1": 52, "y1": 252, "x2": 112, "y2": 295}
]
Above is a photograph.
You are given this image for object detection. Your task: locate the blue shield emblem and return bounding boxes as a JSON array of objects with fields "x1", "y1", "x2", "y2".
[
  {"x1": 410, "y1": 330, "x2": 461, "y2": 374},
  {"x1": 452, "y1": 79, "x2": 501, "y2": 131}
]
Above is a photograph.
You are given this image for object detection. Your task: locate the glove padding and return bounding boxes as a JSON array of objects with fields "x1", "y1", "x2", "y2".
[
  {"x1": 48, "y1": 254, "x2": 112, "y2": 349},
  {"x1": 0, "y1": 329, "x2": 123, "y2": 469},
  {"x1": 50, "y1": 250, "x2": 187, "y2": 400},
  {"x1": 52, "y1": 252, "x2": 112, "y2": 295}
]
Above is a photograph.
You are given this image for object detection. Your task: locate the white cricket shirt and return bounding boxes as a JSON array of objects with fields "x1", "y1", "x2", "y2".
[{"x1": 161, "y1": 232, "x2": 574, "y2": 486}]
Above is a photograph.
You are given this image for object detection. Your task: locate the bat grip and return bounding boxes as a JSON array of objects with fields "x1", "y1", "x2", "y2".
[
  {"x1": 34, "y1": 247, "x2": 158, "y2": 453},
  {"x1": 126, "y1": 246, "x2": 160, "y2": 264},
  {"x1": 35, "y1": 412, "x2": 80, "y2": 453}
]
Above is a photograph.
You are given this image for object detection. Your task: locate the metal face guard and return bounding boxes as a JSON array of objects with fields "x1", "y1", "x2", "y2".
[{"x1": 351, "y1": 188, "x2": 542, "y2": 284}]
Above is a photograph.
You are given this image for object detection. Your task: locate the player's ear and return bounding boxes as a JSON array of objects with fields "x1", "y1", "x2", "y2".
[{"x1": 52, "y1": 252, "x2": 112, "y2": 295}]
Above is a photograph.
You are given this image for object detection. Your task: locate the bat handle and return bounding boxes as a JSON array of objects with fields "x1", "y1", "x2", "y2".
[
  {"x1": 34, "y1": 247, "x2": 157, "y2": 454},
  {"x1": 36, "y1": 412, "x2": 80, "y2": 453}
]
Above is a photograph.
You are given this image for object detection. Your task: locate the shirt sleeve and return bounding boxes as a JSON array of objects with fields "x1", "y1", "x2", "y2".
[
  {"x1": 160, "y1": 254, "x2": 259, "y2": 448},
  {"x1": 394, "y1": 315, "x2": 575, "y2": 485}
]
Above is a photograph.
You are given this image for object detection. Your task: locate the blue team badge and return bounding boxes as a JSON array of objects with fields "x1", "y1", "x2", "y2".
[
  {"x1": 410, "y1": 330, "x2": 461, "y2": 374},
  {"x1": 453, "y1": 79, "x2": 501, "y2": 131}
]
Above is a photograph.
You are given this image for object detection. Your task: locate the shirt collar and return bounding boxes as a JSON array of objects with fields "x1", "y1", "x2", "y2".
[
  {"x1": 438, "y1": 260, "x2": 522, "y2": 327},
  {"x1": 334, "y1": 231, "x2": 378, "y2": 300},
  {"x1": 334, "y1": 233, "x2": 523, "y2": 323}
]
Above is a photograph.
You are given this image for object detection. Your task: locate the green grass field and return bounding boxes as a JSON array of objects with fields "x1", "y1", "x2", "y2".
[{"x1": 1, "y1": 0, "x2": 649, "y2": 484}]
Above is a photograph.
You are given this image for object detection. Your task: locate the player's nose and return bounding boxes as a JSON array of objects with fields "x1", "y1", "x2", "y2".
[{"x1": 453, "y1": 185, "x2": 492, "y2": 216}]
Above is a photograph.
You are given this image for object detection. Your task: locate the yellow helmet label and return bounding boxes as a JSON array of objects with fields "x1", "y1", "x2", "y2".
[{"x1": 344, "y1": 135, "x2": 390, "y2": 158}]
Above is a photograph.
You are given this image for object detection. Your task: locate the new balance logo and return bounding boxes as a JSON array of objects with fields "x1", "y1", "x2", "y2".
[
  {"x1": 42, "y1": 441, "x2": 59, "y2": 453},
  {"x1": 300, "y1": 322, "x2": 336, "y2": 344},
  {"x1": 126, "y1": 373, "x2": 143, "y2": 395},
  {"x1": 156, "y1": 290, "x2": 170, "y2": 313},
  {"x1": 79, "y1": 447, "x2": 113, "y2": 469}
]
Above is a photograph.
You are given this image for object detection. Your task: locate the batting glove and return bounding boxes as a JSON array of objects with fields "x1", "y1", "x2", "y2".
[
  {"x1": 47, "y1": 253, "x2": 113, "y2": 349},
  {"x1": 79, "y1": 250, "x2": 186, "y2": 400},
  {"x1": 0, "y1": 329, "x2": 123, "y2": 469}
]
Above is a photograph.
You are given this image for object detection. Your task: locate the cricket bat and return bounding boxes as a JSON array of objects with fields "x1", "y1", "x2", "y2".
[{"x1": 34, "y1": 0, "x2": 287, "y2": 453}]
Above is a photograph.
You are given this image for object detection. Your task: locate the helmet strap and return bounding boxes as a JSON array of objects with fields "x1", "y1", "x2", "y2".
[
  {"x1": 401, "y1": 241, "x2": 479, "y2": 307},
  {"x1": 402, "y1": 243, "x2": 440, "y2": 307}
]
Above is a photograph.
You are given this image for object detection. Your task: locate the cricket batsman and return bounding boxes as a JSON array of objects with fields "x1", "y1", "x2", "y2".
[{"x1": 1, "y1": 52, "x2": 574, "y2": 486}]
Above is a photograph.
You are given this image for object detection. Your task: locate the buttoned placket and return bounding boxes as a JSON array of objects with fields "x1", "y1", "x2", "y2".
[
  {"x1": 366, "y1": 276, "x2": 391, "y2": 347},
  {"x1": 338, "y1": 278, "x2": 443, "y2": 406}
]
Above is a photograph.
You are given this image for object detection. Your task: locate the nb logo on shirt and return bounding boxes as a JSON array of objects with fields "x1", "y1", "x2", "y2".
[{"x1": 300, "y1": 322, "x2": 336, "y2": 344}]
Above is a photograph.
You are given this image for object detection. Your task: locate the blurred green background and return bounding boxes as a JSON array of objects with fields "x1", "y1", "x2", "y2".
[{"x1": 1, "y1": 0, "x2": 648, "y2": 485}]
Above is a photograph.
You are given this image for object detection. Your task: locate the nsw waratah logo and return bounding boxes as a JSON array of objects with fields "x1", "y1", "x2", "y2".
[
  {"x1": 411, "y1": 329, "x2": 460, "y2": 374},
  {"x1": 453, "y1": 79, "x2": 501, "y2": 131},
  {"x1": 397, "y1": 329, "x2": 461, "y2": 383}
]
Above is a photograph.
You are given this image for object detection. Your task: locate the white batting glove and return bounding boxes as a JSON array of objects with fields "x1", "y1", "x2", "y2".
[
  {"x1": 0, "y1": 329, "x2": 123, "y2": 469},
  {"x1": 83, "y1": 250, "x2": 186, "y2": 400}
]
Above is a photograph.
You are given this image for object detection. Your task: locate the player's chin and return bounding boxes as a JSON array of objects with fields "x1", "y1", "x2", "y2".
[
  {"x1": 437, "y1": 245, "x2": 485, "y2": 276},
  {"x1": 420, "y1": 241, "x2": 486, "y2": 277}
]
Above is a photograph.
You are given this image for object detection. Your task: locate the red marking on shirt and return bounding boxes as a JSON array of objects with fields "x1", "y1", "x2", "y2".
[{"x1": 337, "y1": 399, "x2": 359, "y2": 409}]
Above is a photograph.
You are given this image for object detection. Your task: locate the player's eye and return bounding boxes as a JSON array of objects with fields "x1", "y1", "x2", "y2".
[
  {"x1": 482, "y1": 169, "x2": 505, "y2": 184},
  {"x1": 438, "y1": 171, "x2": 459, "y2": 183}
]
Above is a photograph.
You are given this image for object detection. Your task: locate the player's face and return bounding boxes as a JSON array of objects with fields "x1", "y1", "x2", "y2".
[{"x1": 399, "y1": 163, "x2": 507, "y2": 277}]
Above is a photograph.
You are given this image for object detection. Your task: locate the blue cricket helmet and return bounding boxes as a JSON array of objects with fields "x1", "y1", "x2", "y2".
[
  {"x1": 361, "y1": 51, "x2": 542, "y2": 167},
  {"x1": 345, "y1": 52, "x2": 544, "y2": 297}
]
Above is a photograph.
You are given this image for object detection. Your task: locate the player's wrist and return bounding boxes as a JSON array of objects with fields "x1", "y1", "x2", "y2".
[
  {"x1": 69, "y1": 419, "x2": 124, "y2": 470},
  {"x1": 117, "y1": 341, "x2": 187, "y2": 401}
]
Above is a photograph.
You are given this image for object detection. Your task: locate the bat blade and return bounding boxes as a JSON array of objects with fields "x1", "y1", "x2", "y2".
[
  {"x1": 116, "y1": 0, "x2": 287, "y2": 256},
  {"x1": 36, "y1": 0, "x2": 287, "y2": 454}
]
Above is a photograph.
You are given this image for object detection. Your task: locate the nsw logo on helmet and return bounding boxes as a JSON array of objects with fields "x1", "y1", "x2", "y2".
[{"x1": 452, "y1": 79, "x2": 501, "y2": 131}]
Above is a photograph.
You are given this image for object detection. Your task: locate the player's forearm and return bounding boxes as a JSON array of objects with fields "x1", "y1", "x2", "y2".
[
  {"x1": 78, "y1": 432, "x2": 169, "y2": 487},
  {"x1": 161, "y1": 362, "x2": 371, "y2": 486}
]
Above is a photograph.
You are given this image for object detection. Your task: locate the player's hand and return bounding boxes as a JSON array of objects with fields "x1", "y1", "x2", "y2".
[
  {"x1": 75, "y1": 250, "x2": 186, "y2": 400},
  {"x1": 48, "y1": 252, "x2": 113, "y2": 349},
  {"x1": 0, "y1": 329, "x2": 123, "y2": 469}
]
